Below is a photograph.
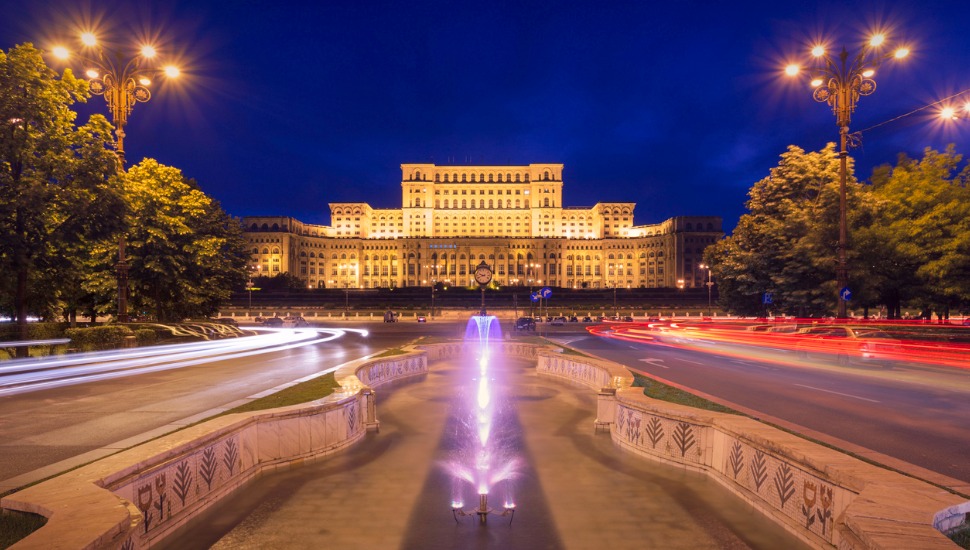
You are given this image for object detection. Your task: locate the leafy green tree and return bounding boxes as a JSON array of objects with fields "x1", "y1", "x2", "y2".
[
  {"x1": 862, "y1": 146, "x2": 970, "y2": 318},
  {"x1": 86, "y1": 159, "x2": 249, "y2": 321},
  {"x1": 706, "y1": 144, "x2": 874, "y2": 317},
  {"x1": 0, "y1": 44, "x2": 125, "y2": 349}
]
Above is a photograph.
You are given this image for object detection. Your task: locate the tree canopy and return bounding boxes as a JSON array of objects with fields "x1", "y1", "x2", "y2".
[
  {"x1": 0, "y1": 44, "x2": 125, "y2": 345},
  {"x1": 84, "y1": 159, "x2": 250, "y2": 321},
  {"x1": 708, "y1": 143, "x2": 970, "y2": 318}
]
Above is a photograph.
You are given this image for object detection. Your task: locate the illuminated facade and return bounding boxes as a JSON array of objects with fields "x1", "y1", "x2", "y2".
[{"x1": 243, "y1": 163, "x2": 722, "y2": 289}]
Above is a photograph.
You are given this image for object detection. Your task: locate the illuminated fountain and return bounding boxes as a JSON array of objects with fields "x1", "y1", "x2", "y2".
[{"x1": 445, "y1": 271, "x2": 519, "y2": 525}]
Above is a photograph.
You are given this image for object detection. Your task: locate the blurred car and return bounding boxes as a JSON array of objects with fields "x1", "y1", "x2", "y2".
[
  {"x1": 569, "y1": 316, "x2": 579, "y2": 322},
  {"x1": 551, "y1": 316, "x2": 566, "y2": 326},
  {"x1": 533, "y1": 316, "x2": 543, "y2": 323},
  {"x1": 282, "y1": 316, "x2": 309, "y2": 328},
  {"x1": 623, "y1": 316, "x2": 634, "y2": 322},
  {"x1": 417, "y1": 316, "x2": 427, "y2": 323},
  {"x1": 794, "y1": 326, "x2": 903, "y2": 366},
  {"x1": 261, "y1": 317, "x2": 283, "y2": 327},
  {"x1": 582, "y1": 316, "x2": 593, "y2": 323},
  {"x1": 515, "y1": 317, "x2": 536, "y2": 331}
]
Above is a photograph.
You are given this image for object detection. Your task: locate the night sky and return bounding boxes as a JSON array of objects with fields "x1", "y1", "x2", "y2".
[{"x1": 3, "y1": 0, "x2": 969, "y2": 232}]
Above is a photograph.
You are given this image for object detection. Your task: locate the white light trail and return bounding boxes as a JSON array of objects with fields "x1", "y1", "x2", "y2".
[{"x1": 0, "y1": 328, "x2": 361, "y2": 396}]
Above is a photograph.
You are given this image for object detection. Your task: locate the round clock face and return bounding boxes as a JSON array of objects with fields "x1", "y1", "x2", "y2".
[{"x1": 474, "y1": 266, "x2": 492, "y2": 285}]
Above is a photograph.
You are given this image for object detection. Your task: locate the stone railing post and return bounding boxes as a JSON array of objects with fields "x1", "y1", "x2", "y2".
[
  {"x1": 595, "y1": 387, "x2": 616, "y2": 432},
  {"x1": 362, "y1": 387, "x2": 380, "y2": 432}
]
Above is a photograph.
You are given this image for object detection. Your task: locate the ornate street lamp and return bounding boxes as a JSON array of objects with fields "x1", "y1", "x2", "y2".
[
  {"x1": 52, "y1": 33, "x2": 180, "y2": 323},
  {"x1": 785, "y1": 33, "x2": 909, "y2": 318}
]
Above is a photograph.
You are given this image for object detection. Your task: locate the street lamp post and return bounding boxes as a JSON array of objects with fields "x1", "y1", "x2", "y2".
[
  {"x1": 699, "y1": 263, "x2": 713, "y2": 311},
  {"x1": 52, "y1": 33, "x2": 180, "y2": 323},
  {"x1": 786, "y1": 34, "x2": 909, "y2": 318}
]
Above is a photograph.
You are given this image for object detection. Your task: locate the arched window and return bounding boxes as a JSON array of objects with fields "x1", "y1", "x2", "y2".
[
  {"x1": 488, "y1": 199, "x2": 493, "y2": 208},
  {"x1": 543, "y1": 170, "x2": 550, "y2": 181},
  {"x1": 414, "y1": 170, "x2": 421, "y2": 180},
  {"x1": 479, "y1": 199, "x2": 484, "y2": 208},
  {"x1": 272, "y1": 247, "x2": 281, "y2": 254},
  {"x1": 250, "y1": 223, "x2": 258, "y2": 231},
  {"x1": 462, "y1": 199, "x2": 467, "y2": 208},
  {"x1": 543, "y1": 198, "x2": 550, "y2": 207},
  {"x1": 253, "y1": 248, "x2": 259, "y2": 254},
  {"x1": 271, "y1": 223, "x2": 279, "y2": 231},
  {"x1": 261, "y1": 224, "x2": 269, "y2": 231},
  {"x1": 686, "y1": 223, "x2": 693, "y2": 231},
  {"x1": 415, "y1": 198, "x2": 421, "y2": 207}
]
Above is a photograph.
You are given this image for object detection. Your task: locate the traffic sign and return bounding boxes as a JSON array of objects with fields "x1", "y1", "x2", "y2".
[
  {"x1": 840, "y1": 287, "x2": 852, "y2": 301},
  {"x1": 762, "y1": 292, "x2": 773, "y2": 305},
  {"x1": 530, "y1": 292, "x2": 540, "y2": 302},
  {"x1": 540, "y1": 287, "x2": 552, "y2": 299}
]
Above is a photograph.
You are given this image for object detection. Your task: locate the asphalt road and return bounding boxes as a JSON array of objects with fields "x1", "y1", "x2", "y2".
[
  {"x1": 0, "y1": 321, "x2": 455, "y2": 484},
  {"x1": 544, "y1": 325, "x2": 970, "y2": 487}
]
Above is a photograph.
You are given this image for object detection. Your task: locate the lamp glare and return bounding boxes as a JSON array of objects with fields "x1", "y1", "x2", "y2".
[
  {"x1": 894, "y1": 48, "x2": 909, "y2": 59},
  {"x1": 941, "y1": 107, "x2": 956, "y2": 120},
  {"x1": 80, "y1": 32, "x2": 97, "y2": 46},
  {"x1": 85, "y1": 69, "x2": 99, "y2": 79},
  {"x1": 138, "y1": 77, "x2": 151, "y2": 86},
  {"x1": 811, "y1": 45, "x2": 825, "y2": 57},
  {"x1": 140, "y1": 45, "x2": 157, "y2": 58},
  {"x1": 861, "y1": 69, "x2": 875, "y2": 78},
  {"x1": 810, "y1": 78, "x2": 823, "y2": 88},
  {"x1": 869, "y1": 34, "x2": 885, "y2": 47},
  {"x1": 784, "y1": 64, "x2": 800, "y2": 76},
  {"x1": 52, "y1": 46, "x2": 70, "y2": 59},
  {"x1": 163, "y1": 65, "x2": 181, "y2": 78}
]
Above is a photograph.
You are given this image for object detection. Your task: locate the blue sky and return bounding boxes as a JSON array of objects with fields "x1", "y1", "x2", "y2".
[{"x1": 3, "y1": 0, "x2": 969, "y2": 232}]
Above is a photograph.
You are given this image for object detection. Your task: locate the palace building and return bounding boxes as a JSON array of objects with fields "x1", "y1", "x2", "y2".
[{"x1": 242, "y1": 163, "x2": 722, "y2": 290}]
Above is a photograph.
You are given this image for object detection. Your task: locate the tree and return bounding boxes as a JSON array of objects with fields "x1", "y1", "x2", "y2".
[
  {"x1": 0, "y1": 44, "x2": 125, "y2": 350},
  {"x1": 85, "y1": 159, "x2": 249, "y2": 321},
  {"x1": 862, "y1": 146, "x2": 970, "y2": 318},
  {"x1": 706, "y1": 144, "x2": 873, "y2": 317}
]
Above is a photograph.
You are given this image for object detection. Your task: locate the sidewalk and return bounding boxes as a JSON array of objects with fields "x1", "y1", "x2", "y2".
[{"x1": 161, "y1": 355, "x2": 809, "y2": 550}]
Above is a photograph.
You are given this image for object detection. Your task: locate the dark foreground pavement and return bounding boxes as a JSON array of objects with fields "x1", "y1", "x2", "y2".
[{"x1": 162, "y1": 354, "x2": 808, "y2": 550}]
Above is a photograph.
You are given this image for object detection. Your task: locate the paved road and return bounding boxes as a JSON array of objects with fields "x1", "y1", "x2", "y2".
[
  {"x1": 547, "y1": 328, "x2": 970, "y2": 488},
  {"x1": 162, "y1": 353, "x2": 808, "y2": 550},
  {"x1": 0, "y1": 322, "x2": 455, "y2": 485}
]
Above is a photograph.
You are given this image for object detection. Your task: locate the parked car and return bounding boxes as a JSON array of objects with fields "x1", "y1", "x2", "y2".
[
  {"x1": 515, "y1": 317, "x2": 536, "y2": 331},
  {"x1": 568, "y1": 316, "x2": 579, "y2": 322},
  {"x1": 282, "y1": 316, "x2": 309, "y2": 328},
  {"x1": 582, "y1": 316, "x2": 593, "y2": 323},
  {"x1": 261, "y1": 316, "x2": 283, "y2": 327},
  {"x1": 623, "y1": 316, "x2": 634, "y2": 322},
  {"x1": 383, "y1": 310, "x2": 397, "y2": 323},
  {"x1": 213, "y1": 317, "x2": 238, "y2": 327},
  {"x1": 417, "y1": 316, "x2": 427, "y2": 323},
  {"x1": 533, "y1": 316, "x2": 543, "y2": 323},
  {"x1": 551, "y1": 316, "x2": 566, "y2": 326}
]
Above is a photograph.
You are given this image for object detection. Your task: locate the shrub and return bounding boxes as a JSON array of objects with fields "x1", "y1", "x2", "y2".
[
  {"x1": 65, "y1": 326, "x2": 134, "y2": 351},
  {"x1": 134, "y1": 329, "x2": 158, "y2": 346}
]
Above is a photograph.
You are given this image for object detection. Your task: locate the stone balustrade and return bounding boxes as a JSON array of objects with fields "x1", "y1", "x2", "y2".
[
  {"x1": 1, "y1": 350, "x2": 427, "y2": 549},
  {"x1": 536, "y1": 353, "x2": 967, "y2": 549}
]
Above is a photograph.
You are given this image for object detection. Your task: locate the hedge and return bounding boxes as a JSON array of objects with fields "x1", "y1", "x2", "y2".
[{"x1": 65, "y1": 326, "x2": 134, "y2": 351}]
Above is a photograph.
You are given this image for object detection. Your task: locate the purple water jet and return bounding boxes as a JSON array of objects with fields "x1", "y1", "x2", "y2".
[{"x1": 447, "y1": 315, "x2": 518, "y2": 524}]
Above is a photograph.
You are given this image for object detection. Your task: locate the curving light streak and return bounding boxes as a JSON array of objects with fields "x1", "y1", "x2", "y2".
[
  {"x1": 0, "y1": 328, "x2": 362, "y2": 396},
  {"x1": 588, "y1": 320, "x2": 970, "y2": 370}
]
